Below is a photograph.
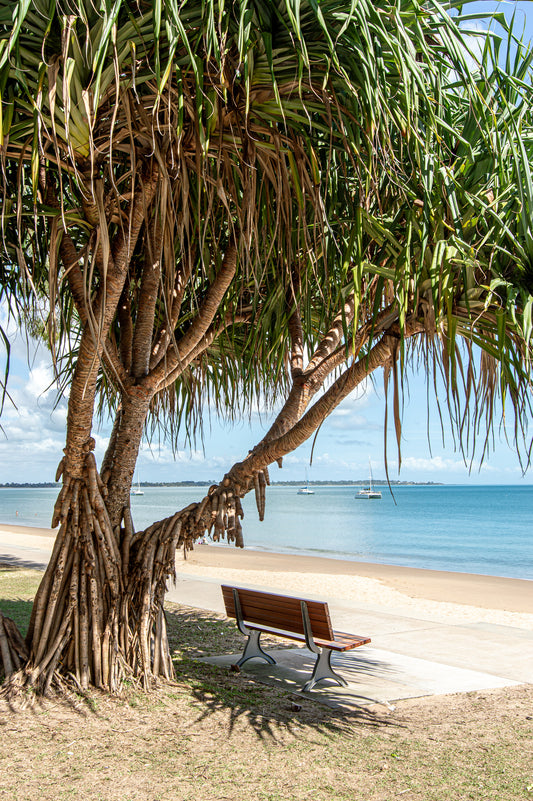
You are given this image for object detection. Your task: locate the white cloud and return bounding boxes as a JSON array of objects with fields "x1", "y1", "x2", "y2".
[
  {"x1": 0, "y1": 336, "x2": 74, "y2": 480},
  {"x1": 321, "y1": 380, "x2": 381, "y2": 431},
  {"x1": 25, "y1": 362, "x2": 55, "y2": 400},
  {"x1": 327, "y1": 413, "x2": 376, "y2": 431},
  {"x1": 398, "y1": 455, "x2": 467, "y2": 473}
]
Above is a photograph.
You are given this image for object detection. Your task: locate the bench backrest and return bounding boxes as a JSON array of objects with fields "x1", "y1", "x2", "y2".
[{"x1": 221, "y1": 585, "x2": 335, "y2": 641}]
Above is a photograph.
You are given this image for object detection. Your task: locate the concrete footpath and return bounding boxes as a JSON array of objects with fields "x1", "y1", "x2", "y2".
[
  {"x1": 167, "y1": 572, "x2": 533, "y2": 710},
  {"x1": 1, "y1": 528, "x2": 531, "y2": 710}
]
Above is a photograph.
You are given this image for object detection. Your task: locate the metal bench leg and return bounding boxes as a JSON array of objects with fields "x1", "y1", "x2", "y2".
[
  {"x1": 236, "y1": 629, "x2": 276, "y2": 668},
  {"x1": 302, "y1": 648, "x2": 348, "y2": 692},
  {"x1": 232, "y1": 588, "x2": 276, "y2": 668},
  {"x1": 299, "y1": 600, "x2": 348, "y2": 692}
]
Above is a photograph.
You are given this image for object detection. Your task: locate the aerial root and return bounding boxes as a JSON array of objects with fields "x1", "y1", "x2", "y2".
[
  {"x1": 180, "y1": 478, "x2": 256, "y2": 549},
  {"x1": 0, "y1": 611, "x2": 28, "y2": 681},
  {"x1": 2, "y1": 463, "x2": 271, "y2": 698},
  {"x1": 254, "y1": 469, "x2": 267, "y2": 521}
]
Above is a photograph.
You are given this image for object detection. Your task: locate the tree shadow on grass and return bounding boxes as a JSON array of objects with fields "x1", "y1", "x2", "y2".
[
  {"x1": 0, "y1": 560, "x2": 44, "y2": 639},
  {"x1": 0, "y1": 554, "x2": 48, "y2": 571},
  {"x1": 165, "y1": 603, "x2": 403, "y2": 742}
]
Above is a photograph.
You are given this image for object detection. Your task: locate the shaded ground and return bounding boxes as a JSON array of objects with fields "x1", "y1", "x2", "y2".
[{"x1": 1, "y1": 564, "x2": 532, "y2": 801}]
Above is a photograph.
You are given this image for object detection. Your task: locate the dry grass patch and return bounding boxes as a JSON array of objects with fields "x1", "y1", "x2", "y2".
[{"x1": 1, "y1": 563, "x2": 532, "y2": 801}]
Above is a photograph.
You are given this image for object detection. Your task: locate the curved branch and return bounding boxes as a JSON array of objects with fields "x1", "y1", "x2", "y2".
[
  {"x1": 131, "y1": 214, "x2": 163, "y2": 378},
  {"x1": 288, "y1": 306, "x2": 304, "y2": 379},
  {"x1": 230, "y1": 333, "x2": 397, "y2": 481},
  {"x1": 58, "y1": 231, "x2": 89, "y2": 324},
  {"x1": 305, "y1": 291, "x2": 356, "y2": 373},
  {"x1": 147, "y1": 239, "x2": 238, "y2": 391},
  {"x1": 117, "y1": 285, "x2": 134, "y2": 372},
  {"x1": 257, "y1": 307, "x2": 398, "y2": 448},
  {"x1": 156, "y1": 313, "x2": 249, "y2": 392},
  {"x1": 306, "y1": 306, "x2": 400, "y2": 392}
]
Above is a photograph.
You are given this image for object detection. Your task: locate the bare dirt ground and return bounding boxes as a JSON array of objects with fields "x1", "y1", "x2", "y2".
[{"x1": 1, "y1": 567, "x2": 532, "y2": 801}]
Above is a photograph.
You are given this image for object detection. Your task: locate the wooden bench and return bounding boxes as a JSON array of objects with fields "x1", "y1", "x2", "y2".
[{"x1": 221, "y1": 585, "x2": 371, "y2": 692}]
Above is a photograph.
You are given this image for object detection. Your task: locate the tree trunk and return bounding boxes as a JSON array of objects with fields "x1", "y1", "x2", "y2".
[
  {"x1": 8, "y1": 442, "x2": 180, "y2": 695},
  {"x1": 103, "y1": 390, "x2": 152, "y2": 531},
  {"x1": 4, "y1": 374, "x2": 184, "y2": 695}
]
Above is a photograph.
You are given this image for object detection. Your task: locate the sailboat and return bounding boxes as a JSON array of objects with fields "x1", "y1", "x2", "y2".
[
  {"x1": 131, "y1": 475, "x2": 144, "y2": 496},
  {"x1": 297, "y1": 471, "x2": 315, "y2": 495},
  {"x1": 355, "y1": 460, "x2": 382, "y2": 499}
]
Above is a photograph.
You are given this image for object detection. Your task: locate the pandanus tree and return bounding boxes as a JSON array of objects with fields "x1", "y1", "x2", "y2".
[{"x1": 1, "y1": 0, "x2": 533, "y2": 694}]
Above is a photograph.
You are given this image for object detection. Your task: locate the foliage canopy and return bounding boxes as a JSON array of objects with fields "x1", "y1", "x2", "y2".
[{"x1": 1, "y1": 1, "x2": 532, "y2": 465}]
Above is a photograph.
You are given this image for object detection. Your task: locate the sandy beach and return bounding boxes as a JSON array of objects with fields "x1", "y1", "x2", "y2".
[
  {"x1": 177, "y1": 543, "x2": 533, "y2": 630},
  {"x1": 2, "y1": 523, "x2": 532, "y2": 630}
]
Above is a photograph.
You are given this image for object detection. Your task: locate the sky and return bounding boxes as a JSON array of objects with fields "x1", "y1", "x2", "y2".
[{"x1": 0, "y1": 1, "x2": 533, "y2": 488}]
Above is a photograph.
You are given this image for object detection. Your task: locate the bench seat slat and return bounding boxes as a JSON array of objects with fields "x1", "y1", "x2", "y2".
[
  {"x1": 222, "y1": 585, "x2": 330, "y2": 612},
  {"x1": 245, "y1": 623, "x2": 370, "y2": 652},
  {"x1": 224, "y1": 594, "x2": 331, "y2": 622},
  {"x1": 222, "y1": 585, "x2": 331, "y2": 615},
  {"x1": 224, "y1": 594, "x2": 331, "y2": 621}
]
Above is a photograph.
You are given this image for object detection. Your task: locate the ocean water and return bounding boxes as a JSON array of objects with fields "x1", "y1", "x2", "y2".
[{"x1": 0, "y1": 484, "x2": 532, "y2": 580}]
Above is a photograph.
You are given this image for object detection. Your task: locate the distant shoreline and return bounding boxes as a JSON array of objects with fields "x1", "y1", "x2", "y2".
[{"x1": 0, "y1": 480, "x2": 445, "y2": 488}]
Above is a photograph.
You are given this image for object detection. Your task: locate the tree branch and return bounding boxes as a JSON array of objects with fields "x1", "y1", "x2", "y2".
[
  {"x1": 305, "y1": 306, "x2": 399, "y2": 392},
  {"x1": 147, "y1": 239, "x2": 238, "y2": 391},
  {"x1": 288, "y1": 307, "x2": 304, "y2": 379},
  {"x1": 305, "y1": 291, "x2": 356, "y2": 373},
  {"x1": 131, "y1": 212, "x2": 163, "y2": 378},
  {"x1": 58, "y1": 231, "x2": 89, "y2": 325},
  {"x1": 62, "y1": 166, "x2": 159, "y2": 474},
  {"x1": 229, "y1": 333, "x2": 396, "y2": 481},
  {"x1": 155, "y1": 313, "x2": 249, "y2": 392},
  {"x1": 117, "y1": 285, "x2": 134, "y2": 373},
  {"x1": 230, "y1": 317, "x2": 425, "y2": 483}
]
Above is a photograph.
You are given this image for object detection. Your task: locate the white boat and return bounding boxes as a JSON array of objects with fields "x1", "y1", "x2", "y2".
[
  {"x1": 355, "y1": 460, "x2": 382, "y2": 499},
  {"x1": 297, "y1": 472, "x2": 315, "y2": 494},
  {"x1": 356, "y1": 487, "x2": 381, "y2": 499},
  {"x1": 131, "y1": 476, "x2": 144, "y2": 496}
]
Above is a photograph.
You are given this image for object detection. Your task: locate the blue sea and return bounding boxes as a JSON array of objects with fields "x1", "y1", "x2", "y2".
[{"x1": 1, "y1": 484, "x2": 532, "y2": 580}]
